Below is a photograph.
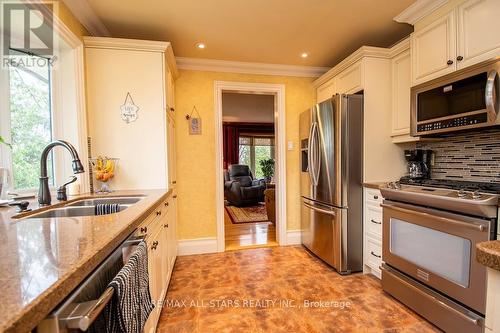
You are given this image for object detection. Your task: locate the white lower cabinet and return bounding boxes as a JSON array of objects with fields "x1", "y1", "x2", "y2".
[
  {"x1": 485, "y1": 268, "x2": 500, "y2": 333},
  {"x1": 142, "y1": 194, "x2": 178, "y2": 333},
  {"x1": 363, "y1": 187, "x2": 383, "y2": 279}
]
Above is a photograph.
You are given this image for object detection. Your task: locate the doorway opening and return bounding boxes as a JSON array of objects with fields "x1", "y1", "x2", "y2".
[{"x1": 214, "y1": 81, "x2": 287, "y2": 252}]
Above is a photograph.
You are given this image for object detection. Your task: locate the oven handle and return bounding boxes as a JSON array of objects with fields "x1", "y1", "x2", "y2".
[
  {"x1": 381, "y1": 203, "x2": 486, "y2": 232},
  {"x1": 303, "y1": 201, "x2": 336, "y2": 216}
]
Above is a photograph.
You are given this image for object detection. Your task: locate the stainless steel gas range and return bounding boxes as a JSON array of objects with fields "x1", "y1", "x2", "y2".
[{"x1": 380, "y1": 179, "x2": 499, "y2": 333}]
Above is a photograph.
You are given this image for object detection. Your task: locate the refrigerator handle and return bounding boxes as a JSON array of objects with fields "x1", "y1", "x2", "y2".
[
  {"x1": 312, "y1": 122, "x2": 321, "y2": 186},
  {"x1": 303, "y1": 201, "x2": 336, "y2": 216},
  {"x1": 311, "y1": 122, "x2": 320, "y2": 186},
  {"x1": 307, "y1": 122, "x2": 315, "y2": 184}
]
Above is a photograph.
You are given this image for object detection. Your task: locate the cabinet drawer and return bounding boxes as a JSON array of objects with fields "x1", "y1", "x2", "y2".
[
  {"x1": 137, "y1": 205, "x2": 163, "y2": 238},
  {"x1": 365, "y1": 188, "x2": 382, "y2": 204},
  {"x1": 366, "y1": 204, "x2": 383, "y2": 237},
  {"x1": 366, "y1": 237, "x2": 382, "y2": 272}
]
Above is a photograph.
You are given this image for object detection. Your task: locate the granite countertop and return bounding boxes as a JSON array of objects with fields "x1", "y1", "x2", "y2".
[
  {"x1": 362, "y1": 182, "x2": 388, "y2": 190},
  {"x1": 477, "y1": 240, "x2": 500, "y2": 272},
  {"x1": 0, "y1": 189, "x2": 171, "y2": 332}
]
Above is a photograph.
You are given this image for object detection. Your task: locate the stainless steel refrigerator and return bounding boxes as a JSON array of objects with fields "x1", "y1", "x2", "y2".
[{"x1": 300, "y1": 94, "x2": 363, "y2": 274}]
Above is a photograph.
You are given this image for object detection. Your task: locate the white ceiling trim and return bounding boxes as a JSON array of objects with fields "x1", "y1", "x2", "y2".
[
  {"x1": 313, "y1": 46, "x2": 395, "y2": 87},
  {"x1": 176, "y1": 57, "x2": 330, "y2": 78},
  {"x1": 62, "y1": 0, "x2": 111, "y2": 36},
  {"x1": 394, "y1": 0, "x2": 449, "y2": 25}
]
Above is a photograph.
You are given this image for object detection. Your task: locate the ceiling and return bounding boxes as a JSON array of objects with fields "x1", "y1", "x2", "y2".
[
  {"x1": 222, "y1": 93, "x2": 274, "y2": 123},
  {"x1": 84, "y1": 0, "x2": 415, "y2": 67}
]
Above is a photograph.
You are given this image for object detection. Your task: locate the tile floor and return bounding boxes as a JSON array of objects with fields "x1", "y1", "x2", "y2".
[{"x1": 156, "y1": 246, "x2": 440, "y2": 333}]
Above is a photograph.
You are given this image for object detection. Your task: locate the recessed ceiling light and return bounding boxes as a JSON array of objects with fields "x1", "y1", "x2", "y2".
[
  {"x1": 301, "y1": 52, "x2": 309, "y2": 58},
  {"x1": 196, "y1": 42, "x2": 206, "y2": 49}
]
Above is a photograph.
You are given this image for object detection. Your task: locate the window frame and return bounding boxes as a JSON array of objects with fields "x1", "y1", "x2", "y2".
[
  {"x1": 0, "y1": 48, "x2": 58, "y2": 194},
  {"x1": 238, "y1": 134, "x2": 275, "y2": 178},
  {"x1": 0, "y1": 11, "x2": 90, "y2": 195}
]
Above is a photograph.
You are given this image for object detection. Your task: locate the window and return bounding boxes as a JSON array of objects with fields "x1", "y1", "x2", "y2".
[
  {"x1": 238, "y1": 136, "x2": 274, "y2": 179},
  {"x1": 1, "y1": 50, "x2": 54, "y2": 191}
]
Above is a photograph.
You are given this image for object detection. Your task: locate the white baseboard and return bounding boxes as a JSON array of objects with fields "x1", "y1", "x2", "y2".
[
  {"x1": 177, "y1": 237, "x2": 218, "y2": 256},
  {"x1": 286, "y1": 230, "x2": 302, "y2": 245}
]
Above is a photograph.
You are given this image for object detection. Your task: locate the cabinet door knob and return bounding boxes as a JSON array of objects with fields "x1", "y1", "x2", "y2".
[
  {"x1": 172, "y1": 181, "x2": 177, "y2": 185},
  {"x1": 164, "y1": 202, "x2": 169, "y2": 207},
  {"x1": 447, "y1": 60, "x2": 454, "y2": 65},
  {"x1": 173, "y1": 195, "x2": 177, "y2": 199},
  {"x1": 457, "y1": 56, "x2": 463, "y2": 61},
  {"x1": 156, "y1": 210, "x2": 162, "y2": 216},
  {"x1": 164, "y1": 223, "x2": 169, "y2": 228},
  {"x1": 140, "y1": 227, "x2": 148, "y2": 233},
  {"x1": 151, "y1": 241, "x2": 159, "y2": 250},
  {"x1": 170, "y1": 107, "x2": 175, "y2": 112},
  {"x1": 373, "y1": 195, "x2": 379, "y2": 200}
]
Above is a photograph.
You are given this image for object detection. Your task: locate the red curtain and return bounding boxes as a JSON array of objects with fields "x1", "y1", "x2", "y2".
[{"x1": 223, "y1": 124, "x2": 239, "y2": 169}]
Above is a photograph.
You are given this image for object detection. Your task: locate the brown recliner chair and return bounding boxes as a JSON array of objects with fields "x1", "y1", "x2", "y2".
[{"x1": 224, "y1": 165, "x2": 266, "y2": 206}]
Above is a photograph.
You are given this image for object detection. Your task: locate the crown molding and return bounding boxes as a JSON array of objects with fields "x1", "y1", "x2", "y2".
[
  {"x1": 83, "y1": 37, "x2": 170, "y2": 52},
  {"x1": 394, "y1": 0, "x2": 449, "y2": 25},
  {"x1": 313, "y1": 40, "x2": 411, "y2": 87},
  {"x1": 176, "y1": 57, "x2": 330, "y2": 78},
  {"x1": 388, "y1": 37, "x2": 411, "y2": 58},
  {"x1": 62, "y1": 0, "x2": 111, "y2": 36},
  {"x1": 313, "y1": 46, "x2": 392, "y2": 87},
  {"x1": 84, "y1": 37, "x2": 178, "y2": 76}
]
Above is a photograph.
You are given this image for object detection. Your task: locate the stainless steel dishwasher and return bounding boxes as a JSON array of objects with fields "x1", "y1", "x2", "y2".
[{"x1": 36, "y1": 233, "x2": 145, "y2": 332}]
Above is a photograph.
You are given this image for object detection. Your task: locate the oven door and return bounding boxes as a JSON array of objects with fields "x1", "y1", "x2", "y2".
[{"x1": 382, "y1": 200, "x2": 491, "y2": 314}]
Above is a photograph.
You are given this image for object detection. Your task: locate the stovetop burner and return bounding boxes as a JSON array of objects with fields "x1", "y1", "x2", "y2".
[{"x1": 399, "y1": 177, "x2": 500, "y2": 194}]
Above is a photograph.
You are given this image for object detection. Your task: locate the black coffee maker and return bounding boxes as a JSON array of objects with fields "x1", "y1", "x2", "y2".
[{"x1": 404, "y1": 149, "x2": 432, "y2": 179}]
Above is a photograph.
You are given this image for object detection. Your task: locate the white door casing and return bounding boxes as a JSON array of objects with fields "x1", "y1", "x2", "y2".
[{"x1": 214, "y1": 81, "x2": 287, "y2": 251}]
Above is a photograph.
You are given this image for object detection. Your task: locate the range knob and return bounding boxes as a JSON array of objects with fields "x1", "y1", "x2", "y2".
[
  {"x1": 457, "y1": 189, "x2": 468, "y2": 198},
  {"x1": 472, "y1": 190, "x2": 482, "y2": 200}
]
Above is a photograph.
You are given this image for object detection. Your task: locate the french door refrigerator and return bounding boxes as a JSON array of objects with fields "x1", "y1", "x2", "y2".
[{"x1": 300, "y1": 94, "x2": 363, "y2": 274}]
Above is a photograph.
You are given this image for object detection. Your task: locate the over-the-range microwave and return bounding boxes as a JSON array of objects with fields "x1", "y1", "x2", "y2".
[{"x1": 411, "y1": 58, "x2": 500, "y2": 136}]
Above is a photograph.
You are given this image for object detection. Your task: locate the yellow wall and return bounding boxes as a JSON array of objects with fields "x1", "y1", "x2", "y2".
[{"x1": 175, "y1": 70, "x2": 315, "y2": 239}]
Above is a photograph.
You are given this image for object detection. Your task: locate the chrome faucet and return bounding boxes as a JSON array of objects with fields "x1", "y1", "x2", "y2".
[{"x1": 38, "y1": 140, "x2": 85, "y2": 206}]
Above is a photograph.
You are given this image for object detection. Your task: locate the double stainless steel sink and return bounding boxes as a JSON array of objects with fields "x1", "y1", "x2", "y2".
[{"x1": 24, "y1": 196, "x2": 145, "y2": 219}]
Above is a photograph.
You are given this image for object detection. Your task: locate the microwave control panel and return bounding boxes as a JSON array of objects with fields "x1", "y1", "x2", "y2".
[{"x1": 417, "y1": 113, "x2": 488, "y2": 133}]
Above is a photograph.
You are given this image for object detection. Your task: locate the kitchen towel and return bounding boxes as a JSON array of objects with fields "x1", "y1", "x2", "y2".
[
  {"x1": 105, "y1": 241, "x2": 155, "y2": 333},
  {"x1": 95, "y1": 203, "x2": 121, "y2": 215}
]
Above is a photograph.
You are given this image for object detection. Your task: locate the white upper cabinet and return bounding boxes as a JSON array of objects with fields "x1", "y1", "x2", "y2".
[
  {"x1": 411, "y1": 11, "x2": 456, "y2": 85},
  {"x1": 457, "y1": 0, "x2": 500, "y2": 69},
  {"x1": 336, "y1": 61, "x2": 363, "y2": 94},
  {"x1": 391, "y1": 49, "x2": 412, "y2": 138},
  {"x1": 411, "y1": 0, "x2": 500, "y2": 85},
  {"x1": 316, "y1": 78, "x2": 336, "y2": 103}
]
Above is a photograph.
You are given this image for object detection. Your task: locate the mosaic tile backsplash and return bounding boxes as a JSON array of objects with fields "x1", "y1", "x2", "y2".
[{"x1": 416, "y1": 129, "x2": 500, "y2": 183}]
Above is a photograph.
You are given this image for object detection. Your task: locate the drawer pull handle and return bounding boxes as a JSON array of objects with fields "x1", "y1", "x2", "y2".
[
  {"x1": 172, "y1": 181, "x2": 177, "y2": 185},
  {"x1": 173, "y1": 195, "x2": 177, "y2": 199},
  {"x1": 373, "y1": 195, "x2": 379, "y2": 200},
  {"x1": 370, "y1": 251, "x2": 381, "y2": 259},
  {"x1": 370, "y1": 219, "x2": 381, "y2": 225},
  {"x1": 140, "y1": 227, "x2": 148, "y2": 233}
]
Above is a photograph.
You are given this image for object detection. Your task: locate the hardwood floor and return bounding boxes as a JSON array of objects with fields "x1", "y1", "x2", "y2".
[{"x1": 224, "y1": 207, "x2": 277, "y2": 251}]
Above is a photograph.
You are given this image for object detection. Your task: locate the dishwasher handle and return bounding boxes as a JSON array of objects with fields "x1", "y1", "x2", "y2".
[
  {"x1": 45, "y1": 236, "x2": 145, "y2": 332},
  {"x1": 64, "y1": 287, "x2": 114, "y2": 331}
]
